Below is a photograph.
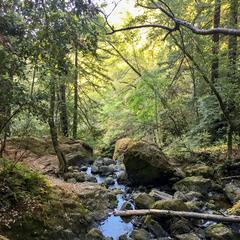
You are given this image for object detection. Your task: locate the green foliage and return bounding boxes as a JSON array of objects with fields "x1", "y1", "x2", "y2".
[{"x1": 0, "y1": 158, "x2": 49, "y2": 203}]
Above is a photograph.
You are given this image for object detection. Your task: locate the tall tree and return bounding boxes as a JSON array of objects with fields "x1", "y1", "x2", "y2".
[
  {"x1": 73, "y1": 46, "x2": 78, "y2": 139},
  {"x1": 211, "y1": 0, "x2": 221, "y2": 84}
]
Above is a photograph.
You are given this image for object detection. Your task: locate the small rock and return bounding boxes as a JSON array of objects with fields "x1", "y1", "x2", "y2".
[
  {"x1": 134, "y1": 193, "x2": 155, "y2": 209},
  {"x1": 104, "y1": 177, "x2": 115, "y2": 186},
  {"x1": 117, "y1": 171, "x2": 128, "y2": 184},
  {"x1": 174, "y1": 191, "x2": 203, "y2": 201},
  {"x1": 102, "y1": 158, "x2": 114, "y2": 165},
  {"x1": 91, "y1": 165, "x2": 99, "y2": 174},
  {"x1": 80, "y1": 166, "x2": 88, "y2": 171},
  {"x1": 149, "y1": 189, "x2": 173, "y2": 200},
  {"x1": 130, "y1": 229, "x2": 151, "y2": 240},
  {"x1": 206, "y1": 223, "x2": 233, "y2": 240},
  {"x1": 170, "y1": 218, "x2": 192, "y2": 235},
  {"x1": 99, "y1": 166, "x2": 114, "y2": 176},
  {"x1": 120, "y1": 201, "x2": 134, "y2": 211},
  {"x1": 85, "y1": 175, "x2": 97, "y2": 183}
]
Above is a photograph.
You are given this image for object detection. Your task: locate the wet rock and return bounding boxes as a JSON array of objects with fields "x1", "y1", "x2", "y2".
[
  {"x1": 175, "y1": 233, "x2": 201, "y2": 240},
  {"x1": 80, "y1": 166, "x2": 88, "y2": 171},
  {"x1": 206, "y1": 223, "x2": 233, "y2": 240},
  {"x1": 117, "y1": 171, "x2": 128, "y2": 184},
  {"x1": 149, "y1": 189, "x2": 173, "y2": 200},
  {"x1": 119, "y1": 234, "x2": 128, "y2": 240},
  {"x1": 130, "y1": 229, "x2": 151, "y2": 240},
  {"x1": 91, "y1": 165, "x2": 99, "y2": 174},
  {"x1": 104, "y1": 177, "x2": 115, "y2": 186},
  {"x1": 99, "y1": 166, "x2": 114, "y2": 176},
  {"x1": 121, "y1": 201, "x2": 134, "y2": 211},
  {"x1": 145, "y1": 217, "x2": 169, "y2": 237},
  {"x1": 184, "y1": 163, "x2": 213, "y2": 178},
  {"x1": 134, "y1": 193, "x2": 155, "y2": 209},
  {"x1": 86, "y1": 228, "x2": 105, "y2": 240},
  {"x1": 85, "y1": 175, "x2": 97, "y2": 183},
  {"x1": 173, "y1": 176, "x2": 212, "y2": 194},
  {"x1": 153, "y1": 199, "x2": 189, "y2": 211},
  {"x1": 116, "y1": 139, "x2": 175, "y2": 185},
  {"x1": 224, "y1": 181, "x2": 240, "y2": 204}
]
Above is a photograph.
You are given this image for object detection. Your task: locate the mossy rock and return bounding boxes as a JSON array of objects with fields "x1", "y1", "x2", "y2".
[
  {"x1": 134, "y1": 193, "x2": 155, "y2": 209},
  {"x1": 206, "y1": 224, "x2": 233, "y2": 240},
  {"x1": 152, "y1": 199, "x2": 189, "y2": 211},
  {"x1": 117, "y1": 139, "x2": 175, "y2": 185},
  {"x1": 173, "y1": 176, "x2": 212, "y2": 194}
]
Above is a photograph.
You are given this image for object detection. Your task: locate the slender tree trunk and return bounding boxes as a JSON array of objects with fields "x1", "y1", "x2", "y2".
[
  {"x1": 211, "y1": 0, "x2": 221, "y2": 84},
  {"x1": 48, "y1": 78, "x2": 67, "y2": 175},
  {"x1": 73, "y1": 47, "x2": 78, "y2": 139},
  {"x1": 59, "y1": 77, "x2": 69, "y2": 137},
  {"x1": 227, "y1": 123, "x2": 233, "y2": 160},
  {"x1": 228, "y1": 0, "x2": 238, "y2": 80},
  {"x1": 227, "y1": 0, "x2": 238, "y2": 160}
]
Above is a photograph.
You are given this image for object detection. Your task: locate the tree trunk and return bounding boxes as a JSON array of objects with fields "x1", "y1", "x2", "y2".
[
  {"x1": 59, "y1": 77, "x2": 69, "y2": 137},
  {"x1": 227, "y1": 123, "x2": 233, "y2": 160},
  {"x1": 73, "y1": 47, "x2": 78, "y2": 139},
  {"x1": 211, "y1": 0, "x2": 221, "y2": 84},
  {"x1": 228, "y1": 0, "x2": 238, "y2": 80},
  {"x1": 49, "y1": 78, "x2": 67, "y2": 175}
]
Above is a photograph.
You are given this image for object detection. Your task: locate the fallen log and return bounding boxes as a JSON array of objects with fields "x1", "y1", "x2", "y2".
[{"x1": 113, "y1": 209, "x2": 240, "y2": 223}]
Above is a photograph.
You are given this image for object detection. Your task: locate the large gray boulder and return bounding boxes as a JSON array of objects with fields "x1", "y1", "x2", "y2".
[{"x1": 114, "y1": 139, "x2": 175, "y2": 185}]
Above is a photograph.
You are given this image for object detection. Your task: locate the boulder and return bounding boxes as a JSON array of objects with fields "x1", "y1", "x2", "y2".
[
  {"x1": 134, "y1": 193, "x2": 155, "y2": 209},
  {"x1": 174, "y1": 191, "x2": 203, "y2": 201},
  {"x1": 130, "y1": 229, "x2": 151, "y2": 240},
  {"x1": 173, "y1": 176, "x2": 212, "y2": 194},
  {"x1": 224, "y1": 181, "x2": 240, "y2": 204},
  {"x1": 63, "y1": 172, "x2": 85, "y2": 182},
  {"x1": 206, "y1": 224, "x2": 233, "y2": 240},
  {"x1": 153, "y1": 199, "x2": 189, "y2": 211},
  {"x1": 115, "y1": 139, "x2": 175, "y2": 185},
  {"x1": 113, "y1": 138, "x2": 133, "y2": 160},
  {"x1": 120, "y1": 201, "x2": 134, "y2": 211}
]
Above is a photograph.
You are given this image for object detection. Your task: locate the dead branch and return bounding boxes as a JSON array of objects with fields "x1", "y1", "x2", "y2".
[{"x1": 113, "y1": 209, "x2": 240, "y2": 223}]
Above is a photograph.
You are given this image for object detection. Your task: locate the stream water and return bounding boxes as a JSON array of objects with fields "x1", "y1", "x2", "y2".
[{"x1": 86, "y1": 165, "x2": 134, "y2": 239}]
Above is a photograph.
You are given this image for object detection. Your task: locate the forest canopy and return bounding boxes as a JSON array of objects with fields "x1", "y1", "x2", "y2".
[{"x1": 0, "y1": 0, "x2": 240, "y2": 173}]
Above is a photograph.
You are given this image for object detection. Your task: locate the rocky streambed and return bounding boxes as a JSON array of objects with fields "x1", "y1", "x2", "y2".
[{"x1": 3, "y1": 137, "x2": 240, "y2": 240}]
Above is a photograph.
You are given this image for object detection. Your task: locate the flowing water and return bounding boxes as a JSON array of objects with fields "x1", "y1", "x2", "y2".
[{"x1": 86, "y1": 165, "x2": 134, "y2": 239}]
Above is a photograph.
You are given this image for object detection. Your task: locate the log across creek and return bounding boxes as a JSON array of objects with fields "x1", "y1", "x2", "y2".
[{"x1": 113, "y1": 209, "x2": 240, "y2": 223}]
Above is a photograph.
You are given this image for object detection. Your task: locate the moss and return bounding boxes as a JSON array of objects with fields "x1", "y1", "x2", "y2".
[
  {"x1": 152, "y1": 199, "x2": 189, "y2": 211},
  {"x1": 0, "y1": 159, "x2": 90, "y2": 240}
]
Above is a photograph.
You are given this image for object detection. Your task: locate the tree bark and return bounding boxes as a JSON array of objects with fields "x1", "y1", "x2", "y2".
[
  {"x1": 227, "y1": 123, "x2": 233, "y2": 160},
  {"x1": 211, "y1": 0, "x2": 221, "y2": 84},
  {"x1": 228, "y1": 0, "x2": 238, "y2": 80},
  {"x1": 48, "y1": 77, "x2": 67, "y2": 175},
  {"x1": 72, "y1": 47, "x2": 78, "y2": 139},
  {"x1": 114, "y1": 209, "x2": 240, "y2": 223},
  {"x1": 59, "y1": 77, "x2": 69, "y2": 137}
]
